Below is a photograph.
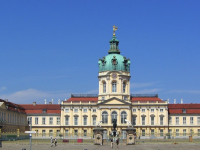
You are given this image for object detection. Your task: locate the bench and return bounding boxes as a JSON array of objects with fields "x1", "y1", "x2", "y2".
[{"x1": 63, "y1": 139, "x2": 69, "y2": 143}]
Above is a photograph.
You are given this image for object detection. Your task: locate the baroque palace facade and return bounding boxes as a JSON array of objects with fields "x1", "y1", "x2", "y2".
[{"x1": 1, "y1": 28, "x2": 200, "y2": 139}]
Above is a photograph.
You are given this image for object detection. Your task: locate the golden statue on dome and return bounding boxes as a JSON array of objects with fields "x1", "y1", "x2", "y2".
[{"x1": 112, "y1": 25, "x2": 118, "y2": 36}]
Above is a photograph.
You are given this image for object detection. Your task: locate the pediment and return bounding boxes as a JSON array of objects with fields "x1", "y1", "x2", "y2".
[{"x1": 98, "y1": 97, "x2": 130, "y2": 105}]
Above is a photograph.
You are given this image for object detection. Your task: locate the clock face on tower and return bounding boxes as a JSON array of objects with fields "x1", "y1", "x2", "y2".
[{"x1": 112, "y1": 73, "x2": 117, "y2": 79}]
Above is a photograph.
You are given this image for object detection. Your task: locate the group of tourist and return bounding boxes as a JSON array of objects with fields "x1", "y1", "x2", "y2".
[{"x1": 50, "y1": 137, "x2": 57, "y2": 147}]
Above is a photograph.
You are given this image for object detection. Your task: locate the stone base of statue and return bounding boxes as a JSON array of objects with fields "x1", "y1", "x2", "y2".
[
  {"x1": 93, "y1": 127, "x2": 104, "y2": 145},
  {"x1": 126, "y1": 127, "x2": 136, "y2": 145}
]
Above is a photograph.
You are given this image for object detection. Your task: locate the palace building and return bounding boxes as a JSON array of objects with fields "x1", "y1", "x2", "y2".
[{"x1": 1, "y1": 27, "x2": 200, "y2": 140}]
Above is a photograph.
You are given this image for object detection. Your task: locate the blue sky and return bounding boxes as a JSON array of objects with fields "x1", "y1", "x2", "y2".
[{"x1": 0, "y1": 0, "x2": 200, "y2": 104}]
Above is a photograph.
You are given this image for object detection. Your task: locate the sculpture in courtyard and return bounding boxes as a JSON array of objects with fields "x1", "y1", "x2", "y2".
[
  {"x1": 125, "y1": 119, "x2": 133, "y2": 127},
  {"x1": 97, "y1": 121, "x2": 102, "y2": 127},
  {"x1": 112, "y1": 119, "x2": 117, "y2": 137}
]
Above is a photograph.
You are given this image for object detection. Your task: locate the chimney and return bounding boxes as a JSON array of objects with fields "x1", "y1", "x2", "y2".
[
  {"x1": 49, "y1": 102, "x2": 52, "y2": 104},
  {"x1": 5, "y1": 99, "x2": 8, "y2": 102},
  {"x1": 58, "y1": 99, "x2": 60, "y2": 104},
  {"x1": 65, "y1": 98, "x2": 67, "y2": 101},
  {"x1": 51, "y1": 99, "x2": 53, "y2": 104},
  {"x1": 44, "y1": 99, "x2": 47, "y2": 104},
  {"x1": 174, "y1": 99, "x2": 176, "y2": 104},
  {"x1": 181, "y1": 99, "x2": 183, "y2": 104},
  {"x1": 33, "y1": 102, "x2": 36, "y2": 106},
  {"x1": 167, "y1": 98, "x2": 169, "y2": 104}
]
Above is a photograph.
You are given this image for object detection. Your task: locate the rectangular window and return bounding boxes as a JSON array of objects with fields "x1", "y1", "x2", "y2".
[
  {"x1": 42, "y1": 130, "x2": 46, "y2": 137},
  {"x1": 142, "y1": 117, "x2": 145, "y2": 125},
  {"x1": 57, "y1": 117, "x2": 60, "y2": 125},
  {"x1": 183, "y1": 117, "x2": 186, "y2": 124},
  {"x1": 160, "y1": 109, "x2": 163, "y2": 112},
  {"x1": 56, "y1": 130, "x2": 60, "y2": 137},
  {"x1": 74, "y1": 117, "x2": 78, "y2": 125},
  {"x1": 83, "y1": 109, "x2": 87, "y2": 113},
  {"x1": 92, "y1": 109, "x2": 96, "y2": 113},
  {"x1": 169, "y1": 117, "x2": 172, "y2": 125},
  {"x1": 124, "y1": 96, "x2": 127, "y2": 100},
  {"x1": 49, "y1": 130, "x2": 53, "y2": 137},
  {"x1": 176, "y1": 117, "x2": 179, "y2": 125},
  {"x1": 197, "y1": 117, "x2": 200, "y2": 125},
  {"x1": 142, "y1": 109, "x2": 145, "y2": 112},
  {"x1": 74, "y1": 109, "x2": 78, "y2": 113},
  {"x1": 151, "y1": 109, "x2": 154, "y2": 112},
  {"x1": 198, "y1": 129, "x2": 200, "y2": 136},
  {"x1": 83, "y1": 117, "x2": 87, "y2": 125},
  {"x1": 102, "y1": 96, "x2": 105, "y2": 100},
  {"x1": 103, "y1": 130, "x2": 108, "y2": 139},
  {"x1": 183, "y1": 129, "x2": 186, "y2": 136},
  {"x1": 93, "y1": 117, "x2": 96, "y2": 126},
  {"x1": 169, "y1": 129, "x2": 172, "y2": 136},
  {"x1": 160, "y1": 117, "x2": 163, "y2": 125},
  {"x1": 65, "y1": 130, "x2": 69, "y2": 137},
  {"x1": 176, "y1": 129, "x2": 179, "y2": 136},
  {"x1": 65, "y1": 117, "x2": 69, "y2": 125},
  {"x1": 65, "y1": 109, "x2": 69, "y2": 113},
  {"x1": 160, "y1": 129, "x2": 163, "y2": 136},
  {"x1": 74, "y1": 130, "x2": 78, "y2": 136},
  {"x1": 190, "y1": 117, "x2": 193, "y2": 124},
  {"x1": 132, "y1": 109, "x2": 136, "y2": 112},
  {"x1": 142, "y1": 129, "x2": 145, "y2": 136},
  {"x1": 132, "y1": 116, "x2": 136, "y2": 125},
  {"x1": 35, "y1": 117, "x2": 38, "y2": 125},
  {"x1": 84, "y1": 130, "x2": 87, "y2": 136},
  {"x1": 49, "y1": 117, "x2": 53, "y2": 125},
  {"x1": 122, "y1": 130, "x2": 126, "y2": 139},
  {"x1": 42, "y1": 117, "x2": 46, "y2": 125},
  {"x1": 151, "y1": 129, "x2": 154, "y2": 136},
  {"x1": 151, "y1": 117, "x2": 154, "y2": 125}
]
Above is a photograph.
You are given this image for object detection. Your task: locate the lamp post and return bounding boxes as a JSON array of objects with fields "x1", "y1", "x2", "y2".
[{"x1": 29, "y1": 117, "x2": 32, "y2": 150}]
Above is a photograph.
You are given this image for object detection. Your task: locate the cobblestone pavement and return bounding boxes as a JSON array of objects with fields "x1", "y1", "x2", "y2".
[{"x1": 2, "y1": 143, "x2": 200, "y2": 150}]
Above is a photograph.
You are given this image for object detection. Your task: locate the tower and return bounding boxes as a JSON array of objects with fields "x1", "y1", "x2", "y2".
[{"x1": 98, "y1": 26, "x2": 131, "y2": 102}]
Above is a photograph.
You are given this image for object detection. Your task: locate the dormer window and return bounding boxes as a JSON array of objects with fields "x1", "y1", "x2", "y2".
[
  {"x1": 43, "y1": 109, "x2": 46, "y2": 113},
  {"x1": 183, "y1": 109, "x2": 186, "y2": 113}
]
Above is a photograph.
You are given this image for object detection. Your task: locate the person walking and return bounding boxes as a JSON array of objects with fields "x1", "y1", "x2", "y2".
[
  {"x1": 116, "y1": 138, "x2": 119, "y2": 148},
  {"x1": 50, "y1": 137, "x2": 53, "y2": 147},
  {"x1": 54, "y1": 138, "x2": 57, "y2": 146},
  {"x1": 111, "y1": 138, "x2": 113, "y2": 148}
]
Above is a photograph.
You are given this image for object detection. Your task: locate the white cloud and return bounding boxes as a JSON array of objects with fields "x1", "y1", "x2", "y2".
[
  {"x1": 170, "y1": 90, "x2": 200, "y2": 94},
  {"x1": 0, "y1": 86, "x2": 7, "y2": 91},
  {"x1": 130, "y1": 82, "x2": 158, "y2": 88},
  {"x1": 0, "y1": 89, "x2": 71, "y2": 104},
  {"x1": 85, "y1": 89, "x2": 99, "y2": 94},
  {"x1": 132, "y1": 88, "x2": 161, "y2": 94}
]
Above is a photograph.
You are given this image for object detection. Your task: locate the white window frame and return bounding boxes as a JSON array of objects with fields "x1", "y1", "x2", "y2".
[
  {"x1": 49, "y1": 117, "x2": 53, "y2": 125},
  {"x1": 74, "y1": 117, "x2": 78, "y2": 125},
  {"x1": 83, "y1": 109, "x2": 87, "y2": 113},
  {"x1": 132, "y1": 109, "x2": 136, "y2": 112},
  {"x1": 74, "y1": 109, "x2": 78, "y2": 113},
  {"x1": 92, "y1": 109, "x2": 96, "y2": 113},
  {"x1": 65, "y1": 116, "x2": 69, "y2": 125},
  {"x1": 160, "y1": 116, "x2": 164, "y2": 125},
  {"x1": 142, "y1": 116, "x2": 145, "y2": 125},
  {"x1": 103, "y1": 82, "x2": 106, "y2": 93},
  {"x1": 160, "y1": 109, "x2": 163, "y2": 112},
  {"x1": 190, "y1": 117, "x2": 194, "y2": 124},
  {"x1": 197, "y1": 117, "x2": 200, "y2": 125},
  {"x1": 151, "y1": 116, "x2": 154, "y2": 125},
  {"x1": 123, "y1": 82, "x2": 126, "y2": 93},
  {"x1": 42, "y1": 117, "x2": 46, "y2": 125},
  {"x1": 92, "y1": 117, "x2": 96, "y2": 126},
  {"x1": 142, "y1": 109, "x2": 145, "y2": 112},
  {"x1": 65, "y1": 109, "x2": 69, "y2": 113},
  {"x1": 151, "y1": 109, "x2": 154, "y2": 113},
  {"x1": 183, "y1": 117, "x2": 186, "y2": 125},
  {"x1": 169, "y1": 116, "x2": 172, "y2": 125},
  {"x1": 83, "y1": 117, "x2": 87, "y2": 125},
  {"x1": 142, "y1": 129, "x2": 145, "y2": 136},
  {"x1": 57, "y1": 117, "x2": 60, "y2": 125},
  {"x1": 176, "y1": 117, "x2": 179, "y2": 125},
  {"x1": 176, "y1": 129, "x2": 179, "y2": 136},
  {"x1": 183, "y1": 129, "x2": 186, "y2": 136},
  {"x1": 112, "y1": 81, "x2": 117, "y2": 92}
]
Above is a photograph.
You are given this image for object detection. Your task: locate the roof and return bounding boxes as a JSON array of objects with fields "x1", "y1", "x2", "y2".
[
  {"x1": 64, "y1": 97, "x2": 98, "y2": 103},
  {"x1": 168, "y1": 104, "x2": 200, "y2": 114},
  {"x1": 0, "y1": 99, "x2": 26, "y2": 114},
  {"x1": 131, "y1": 97, "x2": 163, "y2": 102},
  {"x1": 19, "y1": 104, "x2": 61, "y2": 114}
]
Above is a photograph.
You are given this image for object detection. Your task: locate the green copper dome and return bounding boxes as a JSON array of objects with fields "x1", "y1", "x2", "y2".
[{"x1": 98, "y1": 36, "x2": 131, "y2": 72}]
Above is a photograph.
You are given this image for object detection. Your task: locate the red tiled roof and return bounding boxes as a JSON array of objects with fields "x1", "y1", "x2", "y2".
[
  {"x1": 131, "y1": 97, "x2": 163, "y2": 102},
  {"x1": 168, "y1": 104, "x2": 200, "y2": 109},
  {"x1": 19, "y1": 104, "x2": 61, "y2": 110},
  {"x1": 64, "y1": 97, "x2": 98, "y2": 103},
  {"x1": 25, "y1": 109, "x2": 61, "y2": 114}
]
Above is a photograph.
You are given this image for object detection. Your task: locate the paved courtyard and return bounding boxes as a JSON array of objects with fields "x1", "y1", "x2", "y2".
[{"x1": 1, "y1": 143, "x2": 200, "y2": 150}]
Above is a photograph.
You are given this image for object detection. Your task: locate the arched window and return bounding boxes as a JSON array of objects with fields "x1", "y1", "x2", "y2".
[
  {"x1": 103, "y1": 82, "x2": 106, "y2": 93},
  {"x1": 102, "y1": 111, "x2": 108, "y2": 124},
  {"x1": 112, "y1": 81, "x2": 117, "y2": 92},
  {"x1": 121, "y1": 111, "x2": 127, "y2": 124},
  {"x1": 111, "y1": 111, "x2": 118, "y2": 123},
  {"x1": 123, "y1": 82, "x2": 126, "y2": 93}
]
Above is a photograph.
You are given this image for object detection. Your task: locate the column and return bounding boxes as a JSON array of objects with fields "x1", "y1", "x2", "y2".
[
  {"x1": 70, "y1": 108, "x2": 73, "y2": 125},
  {"x1": 108, "y1": 108, "x2": 111, "y2": 125},
  {"x1": 89, "y1": 108, "x2": 91, "y2": 125},
  {"x1": 147, "y1": 108, "x2": 149, "y2": 125},
  {"x1": 138, "y1": 109, "x2": 140, "y2": 125},
  {"x1": 118, "y1": 108, "x2": 120, "y2": 126}
]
